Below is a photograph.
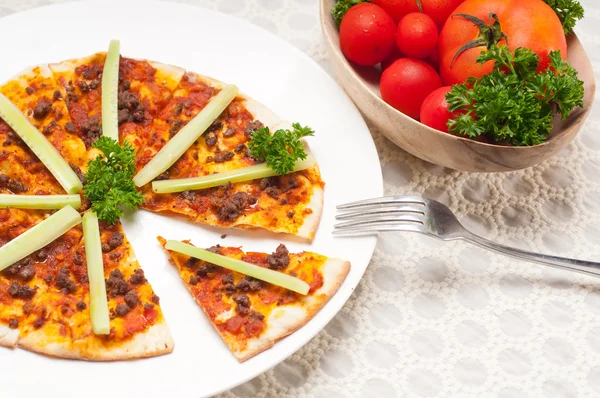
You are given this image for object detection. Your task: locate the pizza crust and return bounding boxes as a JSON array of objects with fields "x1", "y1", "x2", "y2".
[
  {"x1": 233, "y1": 258, "x2": 350, "y2": 362},
  {"x1": 17, "y1": 320, "x2": 174, "y2": 361},
  {"x1": 0, "y1": 324, "x2": 19, "y2": 348}
]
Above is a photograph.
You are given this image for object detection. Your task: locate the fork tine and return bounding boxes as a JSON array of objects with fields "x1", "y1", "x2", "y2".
[
  {"x1": 335, "y1": 205, "x2": 426, "y2": 220},
  {"x1": 334, "y1": 214, "x2": 425, "y2": 229},
  {"x1": 337, "y1": 195, "x2": 426, "y2": 210},
  {"x1": 332, "y1": 223, "x2": 426, "y2": 236}
]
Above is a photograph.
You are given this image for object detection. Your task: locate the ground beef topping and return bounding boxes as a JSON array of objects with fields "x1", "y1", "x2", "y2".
[
  {"x1": 237, "y1": 276, "x2": 263, "y2": 292},
  {"x1": 2, "y1": 258, "x2": 36, "y2": 281},
  {"x1": 8, "y1": 319, "x2": 18, "y2": 329},
  {"x1": 180, "y1": 190, "x2": 196, "y2": 202},
  {"x1": 211, "y1": 192, "x2": 257, "y2": 222},
  {"x1": 76, "y1": 301, "x2": 86, "y2": 311},
  {"x1": 244, "y1": 120, "x2": 263, "y2": 139},
  {"x1": 7, "y1": 178, "x2": 27, "y2": 193},
  {"x1": 233, "y1": 293, "x2": 251, "y2": 315},
  {"x1": 25, "y1": 87, "x2": 34, "y2": 95},
  {"x1": 117, "y1": 90, "x2": 145, "y2": 125},
  {"x1": 124, "y1": 290, "x2": 139, "y2": 308},
  {"x1": 196, "y1": 264, "x2": 217, "y2": 278},
  {"x1": 185, "y1": 257, "x2": 199, "y2": 268},
  {"x1": 81, "y1": 116, "x2": 101, "y2": 147},
  {"x1": 265, "y1": 244, "x2": 290, "y2": 270},
  {"x1": 129, "y1": 269, "x2": 146, "y2": 285},
  {"x1": 65, "y1": 122, "x2": 76, "y2": 134},
  {"x1": 55, "y1": 268, "x2": 77, "y2": 294},
  {"x1": 234, "y1": 143, "x2": 246, "y2": 153},
  {"x1": 105, "y1": 269, "x2": 130, "y2": 297},
  {"x1": 102, "y1": 232, "x2": 124, "y2": 253},
  {"x1": 204, "y1": 133, "x2": 217, "y2": 147},
  {"x1": 33, "y1": 98, "x2": 52, "y2": 119},
  {"x1": 73, "y1": 251, "x2": 84, "y2": 266},
  {"x1": 8, "y1": 281, "x2": 36, "y2": 299},
  {"x1": 115, "y1": 303, "x2": 130, "y2": 317},
  {"x1": 206, "y1": 120, "x2": 222, "y2": 133},
  {"x1": 214, "y1": 151, "x2": 234, "y2": 163},
  {"x1": 265, "y1": 187, "x2": 279, "y2": 199}
]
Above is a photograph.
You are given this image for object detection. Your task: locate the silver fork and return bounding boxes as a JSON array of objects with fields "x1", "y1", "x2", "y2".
[{"x1": 335, "y1": 195, "x2": 600, "y2": 278}]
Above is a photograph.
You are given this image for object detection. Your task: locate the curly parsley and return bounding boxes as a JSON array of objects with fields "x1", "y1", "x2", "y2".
[
  {"x1": 84, "y1": 137, "x2": 143, "y2": 223},
  {"x1": 247, "y1": 123, "x2": 314, "y2": 175},
  {"x1": 446, "y1": 46, "x2": 584, "y2": 146},
  {"x1": 543, "y1": 0, "x2": 584, "y2": 35},
  {"x1": 331, "y1": 0, "x2": 367, "y2": 27}
]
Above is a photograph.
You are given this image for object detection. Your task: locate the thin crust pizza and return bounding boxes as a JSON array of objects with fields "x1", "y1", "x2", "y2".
[
  {"x1": 158, "y1": 237, "x2": 349, "y2": 362},
  {"x1": 0, "y1": 45, "x2": 330, "y2": 362}
]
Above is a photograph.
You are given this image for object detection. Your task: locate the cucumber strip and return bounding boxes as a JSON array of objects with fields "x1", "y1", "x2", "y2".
[
  {"x1": 101, "y1": 40, "x2": 120, "y2": 140},
  {"x1": 0, "y1": 206, "x2": 82, "y2": 272},
  {"x1": 133, "y1": 85, "x2": 239, "y2": 187},
  {"x1": 165, "y1": 240, "x2": 310, "y2": 295},
  {"x1": 0, "y1": 94, "x2": 83, "y2": 194},
  {"x1": 83, "y1": 211, "x2": 110, "y2": 335},
  {"x1": 152, "y1": 154, "x2": 316, "y2": 194},
  {"x1": 0, "y1": 194, "x2": 81, "y2": 209}
]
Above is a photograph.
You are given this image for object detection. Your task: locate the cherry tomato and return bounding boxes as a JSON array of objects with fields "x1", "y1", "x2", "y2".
[
  {"x1": 420, "y1": 86, "x2": 454, "y2": 132},
  {"x1": 371, "y1": 0, "x2": 465, "y2": 28},
  {"x1": 340, "y1": 3, "x2": 397, "y2": 66},
  {"x1": 396, "y1": 13, "x2": 438, "y2": 59},
  {"x1": 380, "y1": 58, "x2": 442, "y2": 120},
  {"x1": 380, "y1": 47, "x2": 404, "y2": 71}
]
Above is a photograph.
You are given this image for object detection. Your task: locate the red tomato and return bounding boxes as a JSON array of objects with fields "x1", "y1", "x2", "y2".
[
  {"x1": 380, "y1": 47, "x2": 404, "y2": 71},
  {"x1": 371, "y1": 0, "x2": 466, "y2": 28},
  {"x1": 340, "y1": 3, "x2": 396, "y2": 66},
  {"x1": 420, "y1": 86, "x2": 454, "y2": 132},
  {"x1": 380, "y1": 58, "x2": 442, "y2": 119},
  {"x1": 396, "y1": 13, "x2": 438, "y2": 59},
  {"x1": 438, "y1": 0, "x2": 567, "y2": 85}
]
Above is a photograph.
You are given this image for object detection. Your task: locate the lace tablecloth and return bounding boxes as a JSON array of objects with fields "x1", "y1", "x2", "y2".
[{"x1": 3, "y1": 0, "x2": 600, "y2": 396}]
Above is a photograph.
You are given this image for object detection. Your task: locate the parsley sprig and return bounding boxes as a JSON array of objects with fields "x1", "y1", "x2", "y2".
[
  {"x1": 331, "y1": 0, "x2": 367, "y2": 27},
  {"x1": 543, "y1": 0, "x2": 584, "y2": 35},
  {"x1": 84, "y1": 137, "x2": 143, "y2": 223},
  {"x1": 248, "y1": 123, "x2": 314, "y2": 175},
  {"x1": 446, "y1": 46, "x2": 584, "y2": 146}
]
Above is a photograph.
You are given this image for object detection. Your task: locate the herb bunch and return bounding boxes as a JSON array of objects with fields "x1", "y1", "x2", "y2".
[
  {"x1": 543, "y1": 0, "x2": 584, "y2": 35},
  {"x1": 331, "y1": 0, "x2": 367, "y2": 27},
  {"x1": 446, "y1": 46, "x2": 584, "y2": 146},
  {"x1": 84, "y1": 137, "x2": 143, "y2": 223},
  {"x1": 248, "y1": 123, "x2": 315, "y2": 175}
]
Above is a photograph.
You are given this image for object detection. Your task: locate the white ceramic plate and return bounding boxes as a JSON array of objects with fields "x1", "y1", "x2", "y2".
[{"x1": 0, "y1": 1, "x2": 382, "y2": 397}]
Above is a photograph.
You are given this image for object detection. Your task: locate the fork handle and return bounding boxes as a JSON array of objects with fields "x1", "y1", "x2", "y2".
[{"x1": 463, "y1": 232, "x2": 600, "y2": 277}]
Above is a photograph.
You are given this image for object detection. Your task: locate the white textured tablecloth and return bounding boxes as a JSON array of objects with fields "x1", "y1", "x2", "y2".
[{"x1": 3, "y1": 0, "x2": 600, "y2": 396}]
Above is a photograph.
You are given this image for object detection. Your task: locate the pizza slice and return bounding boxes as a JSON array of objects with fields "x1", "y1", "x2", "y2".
[
  {"x1": 49, "y1": 53, "x2": 184, "y2": 158},
  {"x1": 158, "y1": 237, "x2": 349, "y2": 362},
  {"x1": 140, "y1": 72, "x2": 324, "y2": 241},
  {"x1": 0, "y1": 220, "x2": 173, "y2": 360}
]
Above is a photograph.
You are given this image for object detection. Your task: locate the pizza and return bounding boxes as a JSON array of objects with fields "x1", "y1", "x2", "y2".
[
  {"x1": 0, "y1": 46, "x2": 329, "y2": 362},
  {"x1": 50, "y1": 54, "x2": 324, "y2": 241},
  {"x1": 0, "y1": 65, "x2": 173, "y2": 360},
  {"x1": 158, "y1": 237, "x2": 350, "y2": 362}
]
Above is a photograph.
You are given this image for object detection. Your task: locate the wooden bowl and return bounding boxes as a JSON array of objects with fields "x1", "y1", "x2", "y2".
[{"x1": 320, "y1": 0, "x2": 596, "y2": 172}]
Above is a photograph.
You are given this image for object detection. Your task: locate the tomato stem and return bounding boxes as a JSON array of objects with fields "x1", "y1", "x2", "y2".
[
  {"x1": 450, "y1": 13, "x2": 509, "y2": 69},
  {"x1": 415, "y1": 0, "x2": 423, "y2": 13}
]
